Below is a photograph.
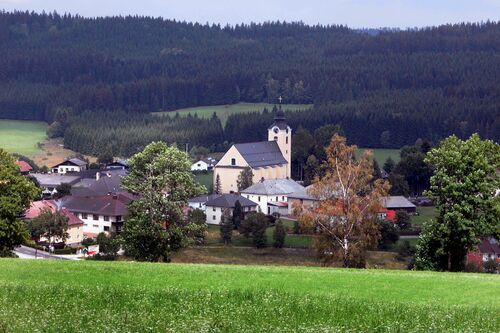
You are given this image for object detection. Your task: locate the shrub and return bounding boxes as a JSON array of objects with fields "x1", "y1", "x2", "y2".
[
  {"x1": 240, "y1": 212, "x2": 268, "y2": 248},
  {"x1": 378, "y1": 220, "x2": 399, "y2": 250},
  {"x1": 395, "y1": 211, "x2": 411, "y2": 230},
  {"x1": 273, "y1": 220, "x2": 286, "y2": 248}
]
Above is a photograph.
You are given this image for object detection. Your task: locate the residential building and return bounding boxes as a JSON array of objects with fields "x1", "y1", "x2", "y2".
[
  {"x1": 60, "y1": 193, "x2": 133, "y2": 236},
  {"x1": 381, "y1": 196, "x2": 417, "y2": 213},
  {"x1": 24, "y1": 200, "x2": 84, "y2": 246},
  {"x1": 105, "y1": 160, "x2": 128, "y2": 170},
  {"x1": 204, "y1": 193, "x2": 258, "y2": 225},
  {"x1": 241, "y1": 178, "x2": 304, "y2": 215},
  {"x1": 213, "y1": 107, "x2": 291, "y2": 193},
  {"x1": 287, "y1": 187, "x2": 318, "y2": 216},
  {"x1": 191, "y1": 157, "x2": 219, "y2": 172},
  {"x1": 188, "y1": 193, "x2": 221, "y2": 211},
  {"x1": 15, "y1": 160, "x2": 33, "y2": 174},
  {"x1": 51, "y1": 158, "x2": 88, "y2": 174},
  {"x1": 30, "y1": 173, "x2": 81, "y2": 198},
  {"x1": 71, "y1": 169, "x2": 127, "y2": 196}
]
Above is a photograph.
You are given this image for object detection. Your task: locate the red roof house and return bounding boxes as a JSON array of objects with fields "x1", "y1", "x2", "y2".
[{"x1": 15, "y1": 160, "x2": 33, "y2": 174}]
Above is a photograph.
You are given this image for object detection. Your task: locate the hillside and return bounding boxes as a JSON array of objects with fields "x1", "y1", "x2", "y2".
[
  {"x1": 0, "y1": 259, "x2": 498, "y2": 332},
  {"x1": 0, "y1": 12, "x2": 499, "y2": 154}
]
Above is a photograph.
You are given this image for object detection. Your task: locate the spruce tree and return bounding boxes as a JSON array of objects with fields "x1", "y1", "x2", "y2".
[{"x1": 220, "y1": 210, "x2": 233, "y2": 245}]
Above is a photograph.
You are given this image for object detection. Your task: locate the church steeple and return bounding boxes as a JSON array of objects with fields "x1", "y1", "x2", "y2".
[{"x1": 268, "y1": 96, "x2": 292, "y2": 178}]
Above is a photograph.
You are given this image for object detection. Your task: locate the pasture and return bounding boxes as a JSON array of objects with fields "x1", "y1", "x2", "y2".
[
  {"x1": 154, "y1": 102, "x2": 312, "y2": 126},
  {"x1": 357, "y1": 148, "x2": 401, "y2": 164},
  {"x1": 0, "y1": 259, "x2": 498, "y2": 332},
  {"x1": 0, "y1": 119, "x2": 46, "y2": 156}
]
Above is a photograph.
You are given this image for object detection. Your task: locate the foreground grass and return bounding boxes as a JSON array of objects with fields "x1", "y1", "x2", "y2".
[
  {"x1": 0, "y1": 260, "x2": 498, "y2": 332},
  {"x1": 0, "y1": 119, "x2": 46, "y2": 156},
  {"x1": 154, "y1": 102, "x2": 312, "y2": 126}
]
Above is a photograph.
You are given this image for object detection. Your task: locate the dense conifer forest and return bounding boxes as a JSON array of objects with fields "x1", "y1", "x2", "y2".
[{"x1": 0, "y1": 11, "x2": 499, "y2": 153}]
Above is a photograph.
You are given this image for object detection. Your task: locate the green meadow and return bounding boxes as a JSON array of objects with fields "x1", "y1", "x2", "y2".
[
  {"x1": 0, "y1": 119, "x2": 47, "y2": 156},
  {"x1": 0, "y1": 259, "x2": 498, "y2": 332},
  {"x1": 357, "y1": 148, "x2": 401, "y2": 164},
  {"x1": 154, "y1": 102, "x2": 312, "y2": 126}
]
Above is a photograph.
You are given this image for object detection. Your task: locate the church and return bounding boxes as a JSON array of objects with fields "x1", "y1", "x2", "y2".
[{"x1": 213, "y1": 106, "x2": 292, "y2": 193}]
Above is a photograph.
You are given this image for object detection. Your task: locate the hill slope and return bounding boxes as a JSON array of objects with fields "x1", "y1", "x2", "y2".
[{"x1": 0, "y1": 259, "x2": 498, "y2": 332}]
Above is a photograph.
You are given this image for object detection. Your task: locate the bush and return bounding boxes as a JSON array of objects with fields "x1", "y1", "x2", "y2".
[
  {"x1": 239, "y1": 212, "x2": 268, "y2": 248},
  {"x1": 273, "y1": 220, "x2": 286, "y2": 248},
  {"x1": 395, "y1": 240, "x2": 415, "y2": 261},
  {"x1": 54, "y1": 247, "x2": 78, "y2": 255},
  {"x1": 378, "y1": 220, "x2": 399, "y2": 250},
  {"x1": 81, "y1": 237, "x2": 96, "y2": 246},
  {"x1": 293, "y1": 220, "x2": 301, "y2": 234},
  {"x1": 395, "y1": 211, "x2": 411, "y2": 230}
]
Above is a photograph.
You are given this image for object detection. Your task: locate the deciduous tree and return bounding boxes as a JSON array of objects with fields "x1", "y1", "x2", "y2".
[
  {"x1": 298, "y1": 135, "x2": 389, "y2": 267},
  {"x1": 415, "y1": 134, "x2": 500, "y2": 271},
  {"x1": 27, "y1": 208, "x2": 69, "y2": 247}
]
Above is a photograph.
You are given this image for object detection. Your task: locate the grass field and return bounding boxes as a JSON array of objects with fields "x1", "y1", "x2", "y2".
[
  {"x1": 357, "y1": 148, "x2": 400, "y2": 164},
  {"x1": 0, "y1": 119, "x2": 46, "y2": 156},
  {"x1": 194, "y1": 171, "x2": 214, "y2": 191},
  {"x1": 154, "y1": 102, "x2": 312, "y2": 126},
  {"x1": 411, "y1": 206, "x2": 437, "y2": 226},
  {"x1": 0, "y1": 259, "x2": 498, "y2": 332}
]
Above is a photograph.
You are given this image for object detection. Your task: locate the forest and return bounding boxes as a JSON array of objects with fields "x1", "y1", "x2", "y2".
[{"x1": 0, "y1": 11, "x2": 499, "y2": 152}]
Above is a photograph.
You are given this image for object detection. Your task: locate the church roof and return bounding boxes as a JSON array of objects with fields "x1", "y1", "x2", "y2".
[
  {"x1": 268, "y1": 105, "x2": 289, "y2": 130},
  {"x1": 234, "y1": 141, "x2": 287, "y2": 168},
  {"x1": 241, "y1": 178, "x2": 304, "y2": 195}
]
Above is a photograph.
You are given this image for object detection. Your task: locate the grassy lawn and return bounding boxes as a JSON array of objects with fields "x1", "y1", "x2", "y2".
[
  {"x1": 0, "y1": 119, "x2": 47, "y2": 156},
  {"x1": 0, "y1": 259, "x2": 498, "y2": 332},
  {"x1": 411, "y1": 206, "x2": 437, "y2": 226},
  {"x1": 357, "y1": 148, "x2": 400, "y2": 164},
  {"x1": 193, "y1": 171, "x2": 213, "y2": 191},
  {"x1": 154, "y1": 102, "x2": 312, "y2": 126}
]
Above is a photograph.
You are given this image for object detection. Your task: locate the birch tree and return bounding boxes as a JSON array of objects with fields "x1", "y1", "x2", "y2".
[{"x1": 298, "y1": 135, "x2": 389, "y2": 267}]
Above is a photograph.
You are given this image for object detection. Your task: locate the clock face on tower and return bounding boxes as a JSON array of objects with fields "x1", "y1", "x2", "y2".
[{"x1": 273, "y1": 127, "x2": 279, "y2": 134}]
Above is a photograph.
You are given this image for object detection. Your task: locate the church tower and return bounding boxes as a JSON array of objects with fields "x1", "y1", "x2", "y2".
[{"x1": 268, "y1": 101, "x2": 292, "y2": 178}]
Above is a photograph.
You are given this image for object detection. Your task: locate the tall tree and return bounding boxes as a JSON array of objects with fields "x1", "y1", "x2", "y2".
[
  {"x1": 383, "y1": 157, "x2": 395, "y2": 174},
  {"x1": 237, "y1": 167, "x2": 253, "y2": 192},
  {"x1": 220, "y1": 209, "x2": 233, "y2": 245},
  {"x1": 415, "y1": 134, "x2": 500, "y2": 271},
  {"x1": 214, "y1": 174, "x2": 222, "y2": 194},
  {"x1": 232, "y1": 200, "x2": 243, "y2": 230},
  {"x1": 239, "y1": 212, "x2": 268, "y2": 248},
  {"x1": 0, "y1": 149, "x2": 40, "y2": 256},
  {"x1": 273, "y1": 219, "x2": 286, "y2": 248},
  {"x1": 121, "y1": 142, "x2": 204, "y2": 262},
  {"x1": 298, "y1": 135, "x2": 389, "y2": 267}
]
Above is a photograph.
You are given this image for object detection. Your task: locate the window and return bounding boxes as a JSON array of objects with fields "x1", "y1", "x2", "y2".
[
  {"x1": 213, "y1": 207, "x2": 216, "y2": 212},
  {"x1": 103, "y1": 216, "x2": 109, "y2": 222},
  {"x1": 93, "y1": 214, "x2": 99, "y2": 220},
  {"x1": 93, "y1": 224, "x2": 99, "y2": 228},
  {"x1": 116, "y1": 216, "x2": 122, "y2": 222},
  {"x1": 213, "y1": 215, "x2": 216, "y2": 220},
  {"x1": 282, "y1": 196, "x2": 285, "y2": 201},
  {"x1": 231, "y1": 158, "x2": 236, "y2": 166},
  {"x1": 103, "y1": 226, "x2": 110, "y2": 232},
  {"x1": 82, "y1": 213, "x2": 88, "y2": 219},
  {"x1": 258, "y1": 196, "x2": 260, "y2": 202},
  {"x1": 276, "y1": 196, "x2": 279, "y2": 201},
  {"x1": 286, "y1": 136, "x2": 288, "y2": 144}
]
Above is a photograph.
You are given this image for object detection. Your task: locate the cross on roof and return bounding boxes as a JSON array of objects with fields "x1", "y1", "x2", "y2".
[{"x1": 278, "y1": 96, "x2": 283, "y2": 104}]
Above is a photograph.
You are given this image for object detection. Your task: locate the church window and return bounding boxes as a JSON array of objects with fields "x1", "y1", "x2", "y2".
[
  {"x1": 258, "y1": 196, "x2": 261, "y2": 202},
  {"x1": 286, "y1": 136, "x2": 288, "y2": 144},
  {"x1": 231, "y1": 158, "x2": 236, "y2": 166},
  {"x1": 274, "y1": 136, "x2": 278, "y2": 141},
  {"x1": 276, "y1": 196, "x2": 279, "y2": 201}
]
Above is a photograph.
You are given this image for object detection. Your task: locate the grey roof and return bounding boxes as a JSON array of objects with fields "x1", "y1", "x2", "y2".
[
  {"x1": 234, "y1": 141, "x2": 287, "y2": 168},
  {"x1": 188, "y1": 194, "x2": 220, "y2": 204},
  {"x1": 30, "y1": 173, "x2": 81, "y2": 187},
  {"x1": 382, "y1": 196, "x2": 416, "y2": 209},
  {"x1": 287, "y1": 190, "x2": 316, "y2": 200},
  {"x1": 241, "y1": 178, "x2": 304, "y2": 195},
  {"x1": 205, "y1": 194, "x2": 258, "y2": 208},
  {"x1": 72, "y1": 171, "x2": 126, "y2": 196},
  {"x1": 53, "y1": 158, "x2": 87, "y2": 168}
]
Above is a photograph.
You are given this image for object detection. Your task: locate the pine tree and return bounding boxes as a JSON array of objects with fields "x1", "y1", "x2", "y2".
[
  {"x1": 232, "y1": 200, "x2": 242, "y2": 230},
  {"x1": 273, "y1": 219, "x2": 286, "y2": 248},
  {"x1": 220, "y1": 210, "x2": 233, "y2": 245},
  {"x1": 214, "y1": 174, "x2": 222, "y2": 194}
]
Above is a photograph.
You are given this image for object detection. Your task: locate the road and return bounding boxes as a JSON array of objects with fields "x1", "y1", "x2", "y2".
[{"x1": 14, "y1": 245, "x2": 67, "y2": 260}]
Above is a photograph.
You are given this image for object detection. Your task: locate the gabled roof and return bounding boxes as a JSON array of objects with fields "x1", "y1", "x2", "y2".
[
  {"x1": 241, "y1": 178, "x2": 304, "y2": 195},
  {"x1": 72, "y1": 171, "x2": 126, "y2": 196},
  {"x1": 234, "y1": 141, "x2": 287, "y2": 168},
  {"x1": 188, "y1": 194, "x2": 221, "y2": 203},
  {"x1": 478, "y1": 237, "x2": 500, "y2": 255},
  {"x1": 205, "y1": 193, "x2": 257, "y2": 208},
  {"x1": 30, "y1": 173, "x2": 82, "y2": 187},
  {"x1": 15, "y1": 160, "x2": 33, "y2": 173},
  {"x1": 381, "y1": 196, "x2": 416, "y2": 209},
  {"x1": 52, "y1": 158, "x2": 87, "y2": 168},
  {"x1": 60, "y1": 193, "x2": 133, "y2": 216}
]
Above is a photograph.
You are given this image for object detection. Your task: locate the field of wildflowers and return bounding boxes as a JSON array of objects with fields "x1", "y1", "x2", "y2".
[{"x1": 0, "y1": 259, "x2": 498, "y2": 332}]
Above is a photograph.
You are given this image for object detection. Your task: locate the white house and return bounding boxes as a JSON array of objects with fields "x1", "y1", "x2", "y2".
[
  {"x1": 204, "y1": 193, "x2": 258, "y2": 225},
  {"x1": 191, "y1": 157, "x2": 218, "y2": 172},
  {"x1": 59, "y1": 193, "x2": 134, "y2": 237},
  {"x1": 188, "y1": 194, "x2": 221, "y2": 212},
  {"x1": 241, "y1": 178, "x2": 305, "y2": 215},
  {"x1": 51, "y1": 158, "x2": 88, "y2": 174}
]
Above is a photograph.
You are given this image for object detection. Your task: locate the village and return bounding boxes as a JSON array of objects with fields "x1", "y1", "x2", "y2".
[{"x1": 11, "y1": 107, "x2": 499, "y2": 269}]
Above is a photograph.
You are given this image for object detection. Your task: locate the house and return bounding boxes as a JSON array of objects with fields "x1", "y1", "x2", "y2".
[
  {"x1": 287, "y1": 186, "x2": 319, "y2": 216},
  {"x1": 241, "y1": 178, "x2": 305, "y2": 215},
  {"x1": 381, "y1": 196, "x2": 417, "y2": 213},
  {"x1": 191, "y1": 157, "x2": 219, "y2": 172},
  {"x1": 213, "y1": 107, "x2": 291, "y2": 193},
  {"x1": 105, "y1": 160, "x2": 128, "y2": 170},
  {"x1": 24, "y1": 200, "x2": 84, "y2": 246},
  {"x1": 51, "y1": 158, "x2": 88, "y2": 174},
  {"x1": 205, "y1": 193, "x2": 258, "y2": 225},
  {"x1": 15, "y1": 160, "x2": 33, "y2": 174},
  {"x1": 59, "y1": 193, "x2": 134, "y2": 236},
  {"x1": 30, "y1": 173, "x2": 82, "y2": 198},
  {"x1": 188, "y1": 193, "x2": 221, "y2": 211}
]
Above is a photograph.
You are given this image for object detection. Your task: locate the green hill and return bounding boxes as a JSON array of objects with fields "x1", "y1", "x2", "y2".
[
  {"x1": 0, "y1": 119, "x2": 46, "y2": 156},
  {"x1": 0, "y1": 259, "x2": 498, "y2": 332}
]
